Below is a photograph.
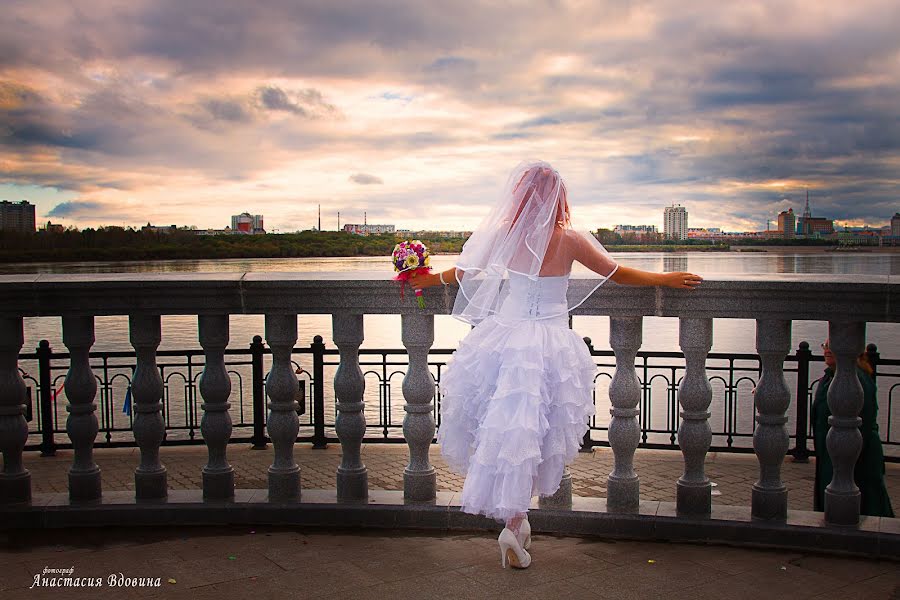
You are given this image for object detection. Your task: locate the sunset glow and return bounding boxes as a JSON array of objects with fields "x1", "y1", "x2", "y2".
[{"x1": 1, "y1": 0, "x2": 898, "y2": 233}]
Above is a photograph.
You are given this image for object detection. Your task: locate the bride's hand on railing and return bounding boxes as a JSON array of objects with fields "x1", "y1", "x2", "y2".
[
  {"x1": 661, "y1": 272, "x2": 703, "y2": 290},
  {"x1": 408, "y1": 270, "x2": 440, "y2": 289}
]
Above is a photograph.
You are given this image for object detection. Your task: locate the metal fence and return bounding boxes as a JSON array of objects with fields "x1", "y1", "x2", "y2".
[{"x1": 18, "y1": 336, "x2": 898, "y2": 462}]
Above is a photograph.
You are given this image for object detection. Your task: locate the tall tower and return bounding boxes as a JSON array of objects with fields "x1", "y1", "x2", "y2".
[
  {"x1": 0, "y1": 200, "x2": 36, "y2": 233},
  {"x1": 798, "y1": 189, "x2": 812, "y2": 236},
  {"x1": 663, "y1": 204, "x2": 688, "y2": 240},
  {"x1": 338, "y1": 212, "x2": 340, "y2": 230},
  {"x1": 318, "y1": 204, "x2": 321, "y2": 231},
  {"x1": 777, "y1": 208, "x2": 796, "y2": 239}
]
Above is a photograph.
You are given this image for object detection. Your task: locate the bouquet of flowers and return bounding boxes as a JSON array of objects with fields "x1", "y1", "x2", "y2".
[{"x1": 392, "y1": 240, "x2": 431, "y2": 308}]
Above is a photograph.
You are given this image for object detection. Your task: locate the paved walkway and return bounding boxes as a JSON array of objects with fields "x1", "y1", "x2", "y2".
[
  {"x1": 6, "y1": 445, "x2": 899, "y2": 599},
  {"x1": 3, "y1": 524, "x2": 899, "y2": 599},
  {"x1": 20, "y1": 443, "x2": 900, "y2": 512}
]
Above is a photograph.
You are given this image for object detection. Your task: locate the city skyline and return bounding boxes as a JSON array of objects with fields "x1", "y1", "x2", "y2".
[
  {"x1": 5, "y1": 196, "x2": 895, "y2": 236},
  {"x1": 1, "y1": 2, "x2": 898, "y2": 233}
]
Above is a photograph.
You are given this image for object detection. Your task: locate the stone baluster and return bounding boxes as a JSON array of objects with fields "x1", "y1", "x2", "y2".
[
  {"x1": 198, "y1": 315, "x2": 235, "y2": 500},
  {"x1": 752, "y1": 319, "x2": 791, "y2": 520},
  {"x1": 62, "y1": 316, "x2": 101, "y2": 502},
  {"x1": 0, "y1": 317, "x2": 30, "y2": 504},
  {"x1": 538, "y1": 468, "x2": 573, "y2": 510},
  {"x1": 401, "y1": 314, "x2": 436, "y2": 502},
  {"x1": 333, "y1": 313, "x2": 368, "y2": 501},
  {"x1": 264, "y1": 314, "x2": 300, "y2": 501},
  {"x1": 129, "y1": 315, "x2": 167, "y2": 500},
  {"x1": 825, "y1": 321, "x2": 865, "y2": 525},
  {"x1": 676, "y1": 318, "x2": 713, "y2": 516},
  {"x1": 607, "y1": 316, "x2": 643, "y2": 512}
]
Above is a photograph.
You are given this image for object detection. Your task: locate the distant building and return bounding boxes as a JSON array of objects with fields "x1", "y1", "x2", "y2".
[
  {"x1": 802, "y1": 217, "x2": 834, "y2": 236},
  {"x1": 836, "y1": 230, "x2": 881, "y2": 246},
  {"x1": 426, "y1": 231, "x2": 471, "y2": 237},
  {"x1": 753, "y1": 229, "x2": 786, "y2": 240},
  {"x1": 343, "y1": 223, "x2": 395, "y2": 236},
  {"x1": 719, "y1": 231, "x2": 758, "y2": 238},
  {"x1": 231, "y1": 212, "x2": 265, "y2": 234},
  {"x1": 777, "y1": 208, "x2": 796, "y2": 239},
  {"x1": 663, "y1": 204, "x2": 688, "y2": 240},
  {"x1": 892, "y1": 213, "x2": 900, "y2": 237},
  {"x1": 614, "y1": 224, "x2": 658, "y2": 241},
  {"x1": 687, "y1": 227, "x2": 725, "y2": 240},
  {"x1": 42, "y1": 221, "x2": 65, "y2": 234},
  {"x1": 795, "y1": 193, "x2": 834, "y2": 237},
  {"x1": 0, "y1": 200, "x2": 36, "y2": 233},
  {"x1": 141, "y1": 223, "x2": 179, "y2": 234},
  {"x1": 392, "y1": 229, "x2": 472, "y2": 239},
  {"x1": 195, "y1": 227, "x2": 234, "y2": 236},
  {"x1": 407, "y1": 230, "x2": 471, "y2": 237}
]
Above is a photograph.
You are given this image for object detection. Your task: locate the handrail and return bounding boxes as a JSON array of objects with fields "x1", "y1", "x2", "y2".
[{"x1": 0, "y1": 273, "x2": 896, "y2": 321}]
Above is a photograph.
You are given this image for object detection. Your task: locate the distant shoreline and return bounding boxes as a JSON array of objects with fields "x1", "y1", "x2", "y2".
[
  {"x1": 727, "y1": 245, "x2": 900, "y2": 254},
  {"x1": 3, "y1": 245, "x2": 898, "y2": 265},
  {"x1": 3, "y1": 226, "x2": 898, "y2": 265}
]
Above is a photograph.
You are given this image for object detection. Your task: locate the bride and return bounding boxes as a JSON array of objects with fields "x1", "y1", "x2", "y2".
[{"x1": 410, "y1": 161, "x2": 702, "y2": 569}]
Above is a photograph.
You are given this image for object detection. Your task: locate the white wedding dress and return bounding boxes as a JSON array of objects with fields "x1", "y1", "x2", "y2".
[{"x1": 437, "y1": 271, "x2": 598, "y2": 521}]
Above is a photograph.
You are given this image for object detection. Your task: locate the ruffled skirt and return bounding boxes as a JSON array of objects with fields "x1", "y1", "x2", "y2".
[{"x1": 437, "y1": 315, "x2": 598, "y2": 521}]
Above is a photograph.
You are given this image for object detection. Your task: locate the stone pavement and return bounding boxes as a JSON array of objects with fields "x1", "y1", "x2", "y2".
[
  {"x1": 20, "y1": 443, "x2": 900, "y2": 512},
  {"x1": 2, "y1": 524, "x2": 899, "y2": 599},
  {"x1": 6, "y1": 444, "x2": 900, "y2": 599}
]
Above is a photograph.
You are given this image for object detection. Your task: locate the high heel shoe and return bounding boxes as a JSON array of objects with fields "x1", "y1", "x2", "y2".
[
  {"x1": 518, "y1": 515, "x2": 531, "y2": 550},
  {"x1": 498, "y1": 528, "x2": 531, "y2": 569}
]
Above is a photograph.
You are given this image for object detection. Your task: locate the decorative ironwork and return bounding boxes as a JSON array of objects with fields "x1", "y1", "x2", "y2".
[{"x1": 17, "y1": 338, "x2": 899, "y2": 462}]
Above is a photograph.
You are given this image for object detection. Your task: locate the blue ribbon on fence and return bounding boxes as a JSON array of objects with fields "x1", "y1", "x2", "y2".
[{"x1": 123, "y1": 385, "x2": 132, "y2": 416}]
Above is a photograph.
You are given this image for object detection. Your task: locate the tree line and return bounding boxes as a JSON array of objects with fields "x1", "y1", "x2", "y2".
[
  {"x1": 593, "y1": 228, "x2": 834, "y2": 247},
  {"x1": 1, "y1": 226, "x2": 842, "y2": 263},
  {"x1": 0, "y1": 228, "x2": 468, "y2": 262}
]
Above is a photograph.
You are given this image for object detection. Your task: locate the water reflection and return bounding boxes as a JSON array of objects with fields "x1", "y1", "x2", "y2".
[
  {"x1": 663, "y1": 255, "x2": 689, "y2": 273},
  {"x1": 775, "y1": 255, "x2": 796, "y2": 273},
  {"x1": 13, "y1": 251, "x2": 899, "y2": 354},
  {"x1": 4, "y1": 251, "x2": 898, "y2": 279}
]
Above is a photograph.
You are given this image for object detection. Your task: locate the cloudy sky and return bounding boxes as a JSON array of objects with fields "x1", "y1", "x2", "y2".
[{"x1": 1, "y1": 0, "x2": 898, "y2": 233}]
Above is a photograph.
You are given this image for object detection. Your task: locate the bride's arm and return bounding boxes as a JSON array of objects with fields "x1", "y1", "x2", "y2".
[
  {"x1": 611, "y1": 266, "x2": 702, "y2": 289},
  {"x1": 571, "y1": 231, "x2": 702, "y2": 289},
  {"x1": 569, "y1": 230, "x2": 618, "y2": 278},
  {"x1": 408, "y1": 267, "x2": 465, "y2": 289}
]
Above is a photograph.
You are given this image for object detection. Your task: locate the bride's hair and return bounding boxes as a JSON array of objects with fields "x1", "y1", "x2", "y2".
[
  {"x1": 509, "y1": 164, "x2": 571, "y2": 231},
  {"x1": 451, "y1": 159, "x2": 616, "y2": 326}
]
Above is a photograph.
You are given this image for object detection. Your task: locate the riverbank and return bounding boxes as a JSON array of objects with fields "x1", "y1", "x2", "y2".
[
  {"x1": 7, "y1": 228, "x2": 898, "y2": 263},
  {"x1": 5, "y1": 244, "x2": 899, "y2": 266},
  {"x1": 731, "y1": 246, "x2": 900, "y2": 253},
  {"x1": 0, "y1": 231, "x2": 465, "y2": 263}
]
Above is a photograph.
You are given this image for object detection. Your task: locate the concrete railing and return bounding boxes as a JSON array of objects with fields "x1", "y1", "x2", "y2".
[{"x1": 1, "y1": 273, "x2": 897, "y2": 557}]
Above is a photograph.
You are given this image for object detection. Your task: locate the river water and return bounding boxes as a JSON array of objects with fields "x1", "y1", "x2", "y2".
[
  {"x1": 10, "y1": 251, "x2": 899, "y2": 355},
  {"x1": 8, "y1": 251, "x2": 899, "y2": 456}
]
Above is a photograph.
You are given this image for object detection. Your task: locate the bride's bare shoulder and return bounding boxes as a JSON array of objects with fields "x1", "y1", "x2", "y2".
[{"x1": 561, "y1": 228, "x2": 586, "y2": 248}]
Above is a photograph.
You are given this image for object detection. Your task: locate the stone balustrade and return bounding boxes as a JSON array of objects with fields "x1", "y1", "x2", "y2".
[{"x1": 0, "y1": 273, "x2": 897, "y2": 557}]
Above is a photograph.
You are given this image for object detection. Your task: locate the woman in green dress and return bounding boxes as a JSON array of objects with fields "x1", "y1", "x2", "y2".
[{"x1": 811, "y1": 340, "x2": 894, "y2": 517}]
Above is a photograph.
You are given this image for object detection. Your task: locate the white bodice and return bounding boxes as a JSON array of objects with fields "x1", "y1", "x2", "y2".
[{"x1": 496, "y1": 272, "x2": 570, "y2": 323}]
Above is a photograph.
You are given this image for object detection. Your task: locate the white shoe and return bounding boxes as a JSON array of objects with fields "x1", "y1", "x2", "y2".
[
  {"x1": 518, "y1": 515, "x2": 531, "y2": 550},
  {"x1": 498, "y1": 528, "x2": 532, "y2": 569}
]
